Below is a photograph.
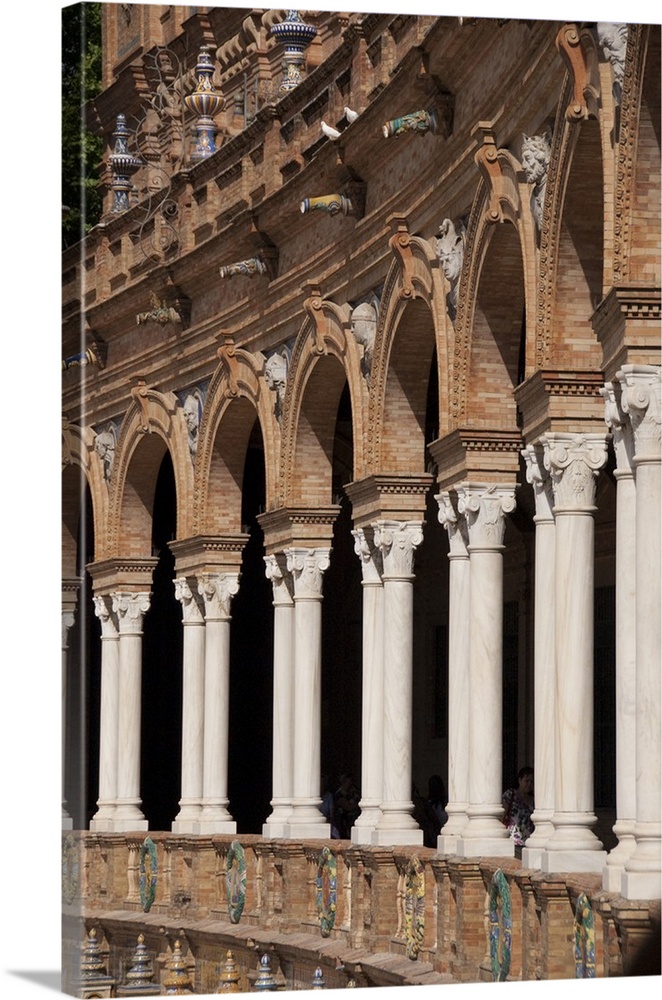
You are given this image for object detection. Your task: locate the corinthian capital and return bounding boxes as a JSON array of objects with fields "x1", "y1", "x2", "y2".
[
  {"x1": 285, "y1": 547, "x2": 330, "y2": 599},
  {"x1": 542, "y1": 433, "x2": 607, "y2": 510},
  {"x1": 62, "y1": 610, "x2": 76, "y2": 648},
  {"x1": 618, "y1": 365, "x2": 662, "y2": 463},
  {"x1": 600, "y1": 380, "x2": 635, "y2": 475},
  {"x1": 352, "y1": 527, "x2": 383, "y2": 583},
  {"x1": 264, "y1": 554, "x2": 293, "y2": 605},
  {"x1": 521, "y1": 444, "x2": 554, "y2": 521},
  {"x1": 457, "y1": 483, "x2": 516, "y2": 548},
  {"x1": 436, "y1": 491, "x2": 469, "y2": 556},
  {"x1": 111, "y1": 592, "x2": 151, "y2": 634},
  {"x1": 197, "y1": 573, "x2": 240, "y2": 620},
  {"x1": 372, "y1": 520, "x2": 424, "y2": 578},
  {"x1": 93, "y1": 595, "x2": 118, "y2": 638},
  {"x1": 173, "y1": 577, "x2": 205, "y2": 624}
]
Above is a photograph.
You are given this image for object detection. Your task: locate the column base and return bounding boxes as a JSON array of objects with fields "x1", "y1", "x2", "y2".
[
  {"x1": 110, "y1": 818, "x2": 149, "y2": 832},
  {"x1": 62, "y1": 817, "x2": 74, "y2": 831},
  {"x1": 352, "y1": 824, "x2": 379, "y2": 845},
  {"x1": 285, "y1": 822, "x2": 331, "y2": 840},
  {"x1": 540, "y1": 849, "x2": 607, "y2": 873},
  {"x1": 456, "y1": 836, "x2": 515, "y2": 858},
  {"x1": 437, "y1": 834, "x2": 460, "y2": 854},
  {"x1": 372, "y1": 827, "x2": 423, "y2": 847},
  {"x1": 171, "y1": 819, "x2": 201, "y2": 834},
  {"x1": 90, "y1": 818, "x2": 116, "y2": 833},
  {"x1": 621, "y1": 870, "x2": 662, "y2": 900},
  {"x1": 521, "y1": 845, "x2": 545, "y2": 868},
  {"x1": 263, "y1": 821, "x2": 289, "y2": 838},
  {"x1": 197, "y1": 819, "x2": 237, "y2": 835}
]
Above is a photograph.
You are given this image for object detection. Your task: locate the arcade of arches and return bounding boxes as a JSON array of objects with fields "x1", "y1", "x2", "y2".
[{"x1": 62, "y1": 8, "x2": 660, "y2": 989}]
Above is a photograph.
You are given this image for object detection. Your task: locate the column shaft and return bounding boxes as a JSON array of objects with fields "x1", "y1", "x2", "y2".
[
  {"x1": 263, "y1": 555, "x2": 295, "y2": 837},
  {"x1": 112, "y1": 591, "x2": 150, "y2": 831},
  {"x1": 172, "y1": 578, "x2": 206, "y2": 833},
  {"x1": 90, "y1": 596, "x2": 120, "y2": 831}
]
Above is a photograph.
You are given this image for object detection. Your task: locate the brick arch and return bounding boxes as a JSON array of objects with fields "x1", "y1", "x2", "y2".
[
  {"x1": 368, "y1": 227, "x2": 448, "y2": 472},
  {"x1": 450, "y1": 151, "x2": 535, "y2": 426},
  {"x1": 62, "y1": 422, "x2": 105, "y2": 573},
  {"x1": 614, "y1": 23, "x2": 660, "y2": 284},
  {"x1": 196, "y1": 347, "x2": 276, "y2": 531},
  {"x1": 279, "y1": 300, "x2": 365, "y2": 505},
  {"x1": 108, "y1": 388, "x2": 193, "y2": 557}
]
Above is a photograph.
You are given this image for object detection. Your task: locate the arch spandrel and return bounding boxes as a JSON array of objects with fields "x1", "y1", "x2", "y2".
[
  {"x1": 107, "y1": 387, "x2": 193, "y2": 558},
  {"x1": 279, "y1": 299, "x2": 366, "y2": 507},
  {"x1": 368, "y1": 225, "x2": 449, "y2": 472},
  {"x1": 62, "y1": 421, "x2": 106, "y2": 572},
  {"x1": 195, "y1": 346, "x2": 276, "y2": 533}
]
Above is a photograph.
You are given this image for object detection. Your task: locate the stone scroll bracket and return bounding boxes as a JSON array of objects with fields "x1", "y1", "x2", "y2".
[
  {"x1": 555, "y1": 23, "x2": 600, "y2": 122},
  {"x1": 473, "y1": 123, "x2": 522, "y2": 226}
]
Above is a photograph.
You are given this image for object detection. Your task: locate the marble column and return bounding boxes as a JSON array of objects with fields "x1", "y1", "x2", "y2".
[
  {"x1": 540, "y1": 433, "x2": 608, "y2": 872},
  {"x1": 90, "y1": 595, "x2": 120, "y2": 832},
  {"x1": 111, "y1": 591, "x2": 150, "y2": 830},
  {"x1": 436, "y1": 492, "x2": 470, "y2": 851},
  {"x1": 600, "y1": 382, "x2": 637, "y2": 890},
  {"x1": 372, "y1": 520, "x2": 424, "y2": 846},
  {"x1": 455, "y1": 484, "x2": 516, "y2": 858},
  {"x1": 171, "y1": 578, "x2": 206, "y2": 833},
  {"x1": 197, "y1": 573, "x2": 239, "y2": 834},
  {"x1": 520, "y1": 446, "x2": 557, "y2": 867},
  {"x1": 351, "y1": 527, "x2": 385, "y2": 844},
  {"x1": 62, "y1": 607, "x2": 76, "y2": 830},
  {"x1": 263, "y1": 555, "x2": 295, "y2": 838},
  {"x1": 619, "y1": 365, "x2": 661, "y2": 900},
  {"x1": 285, "y1": 547, "x2": 331, "y2": 837}
]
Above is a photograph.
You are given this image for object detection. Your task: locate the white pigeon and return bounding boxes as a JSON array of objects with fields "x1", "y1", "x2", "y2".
[
  {"x1": 321, "y1": 120, "x2": 341, "y2": 140},
  {"x1": 344, "y1": 106, "x2": 359, "y2": 123}
]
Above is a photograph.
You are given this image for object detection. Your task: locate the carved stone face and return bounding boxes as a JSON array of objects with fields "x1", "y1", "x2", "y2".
[
  {"x1": 521, "y1": 135, "x2": 551, "y2": 186},
  {"x1": 597, "y1": 22, "x2": 628, "y2": 78},
  {"x1": 435, "y1": 220, "x2": 464, "y2": 284},
  {"x1": 265, "y1": 352, "x2": 288, "y2": 391},
  {"x1": 350, "y1": 302, "x2": 377, "y2": 348},
  {"x1": 183, "y1": 395, "x2": 200, "y2": 435},
  {"x1": 94, "y1": 431, "x2": 116, "y2": 480}
]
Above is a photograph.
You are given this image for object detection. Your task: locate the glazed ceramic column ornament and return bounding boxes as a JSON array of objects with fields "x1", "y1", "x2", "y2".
[
  {"x1": 90, "y1": 596, "x2": 120, "y2": 832},
  {"x1": 541, "y1": 433, "x2": 608, "y2": 871},
  {"x1": 372, "y1": 520, "x2": 424, "y2": 845},
  {"x1": 109, "y1": 114, "x2": 141, "y2": 213},
  {"x1": 197, "y1": 573, "x2": 240, "y2": 834},
  {"x1": 172, "y1": 578, "x2": 206, "y2": 833},
  {"x1": 262, "y1": 555, "x2": 295, "y2": 837},
  {"x1": 111, "y1": 592, "x2": 151, "y2": 830},
  {"x1": 351, "y1": 528, "x2": 385, "y2": 843},
  {"x1": 300, "y1": 194, "x2": 353, "y2": 216},
  {"x1": 62, "y1": 606, "x2": 76, "y2": 830},
  {"x1": 520, "y1": 445, "x2": 557, "y2": 867},
  {"x1": 600, "y1": 382, "x2": 637, "y2": 890},
  {"x1": 270, "y1": 10, "x2": 318, "y2": 94},
  {"x1": 184, "y1": 46, "x2": 224, "y2": 161},
  {"x1": 455, "y1": 484, "x2": 516, "y2": 857},
  {"x1": 436, "y1": 492, "x2": 470, "y2": 850},
  {"x1": 382, "y1": 108, "x2": 437, "y2": 138},
  {"x1": 219, "y1": 258, "x2": 267, "y2": 279},
  {"x1": 619, "y1": 365, "x2": 661, "y2": 900},
  {"x1": 285, "y1": 547, "x2": 331, "y2": 836}
]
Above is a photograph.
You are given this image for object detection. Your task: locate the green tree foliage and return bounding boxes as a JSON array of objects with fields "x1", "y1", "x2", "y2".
[{"x1": 62, "y1": 3, "x2": 103, "y2": 250}]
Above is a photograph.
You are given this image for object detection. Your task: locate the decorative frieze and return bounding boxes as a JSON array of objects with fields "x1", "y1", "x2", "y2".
[{"x1": 542, "y1": 433, "x2": 608, "y2": 510}]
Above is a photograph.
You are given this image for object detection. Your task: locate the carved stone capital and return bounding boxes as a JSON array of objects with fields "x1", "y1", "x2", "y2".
[
  {"x1": 456, "y1": 483, "x2": 516, "y2": 548},
  {"x1": 352, "y1": 527, "x2": 383, "y2": 583},
  {"x1": 542, "y1": 433, "x2": 608, "y2": 510},
  {"x1": 173, "y1": 577, "x2": 205, "y2": 624},
  {"x1": 93, "y1": 595, "x2": 119, "y2": 638},
  {"x1": 62, "y1": 610, "x2": 76, "y2": 648},
  {"x1": 285, "y1": 547, "x2": 331, "y2": 599},
  {"x1": 111, "y1": 592, "x2": 151, "y2": 633},
  {"x1": 436, "y1": 492, "x2": 469, "y2": 557},
  {"x1": 197, "y1": 572, "x2": 240, "y2": 620},
  {"x1": 617, "y1": 365, "x2": 662, "y2": 464},
  {"x1": 600, "y1": 381, "x2": 635, "y2": 475},
  {"x1": 372, "y1": 520, "x2": 424, "y2": 578},
  {"x1": 264, "y1": 554, "x2": 294, "y2": 605},
  {"x1": 521, "y1": 444, "x2": 555, "y2": 521}
]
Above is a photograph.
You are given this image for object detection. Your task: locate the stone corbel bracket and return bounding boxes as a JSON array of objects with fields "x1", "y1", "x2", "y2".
[
  {"x1": 388, "y1": 214, "x2": 439, "y2": 300},
  {"x1": 413, "y1": 51, "x2": 454, "y2": 138},
  {"x1": 302, "y1": 282, "x2": 349, "y2": 356},
  {"x1": 216, "y1": 333, "x2": 240, "y2": 398},
  {"x1": 473, "y1": 123, "x2": 522, "y2": 225},
  {"x1": 131, "y1": 378, "x2": 152, "y2": 433},
  {"x1": 555, "y1": 22, "x2": 600, "y2": 122}
]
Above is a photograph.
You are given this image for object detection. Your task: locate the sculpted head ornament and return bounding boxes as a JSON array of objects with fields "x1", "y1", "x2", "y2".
[
  {"x1": 264, "y1": 349, "x2": 289, "y2": 419},
  {"x1": 597, "y1": 23, "x2": 628, "y2": 100},
  {"x1": 181, "y1": 389, "x2": 204, "y2": 460},
  {"x1": 350, "y1": 301, "x2": 378, "y2": 385},
  {"x1": 521, "y1": 131, "x2": 551, "y2": 231},
  {"x1": 94, "y1": 428, "x2": 117, "y2": 483}
]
